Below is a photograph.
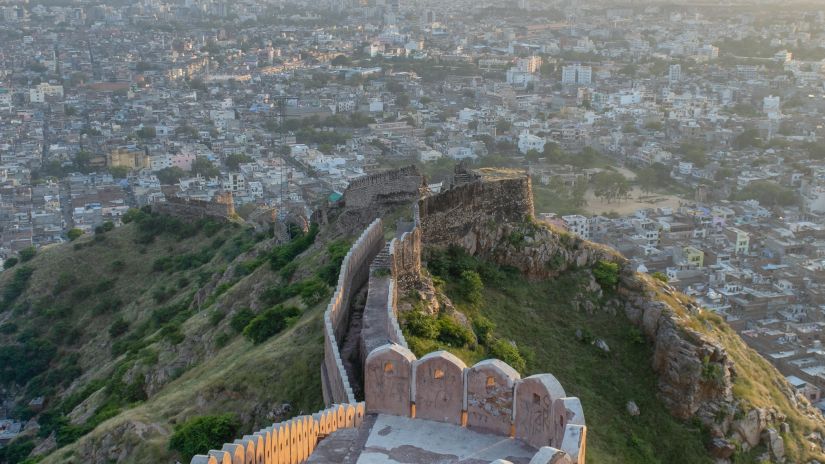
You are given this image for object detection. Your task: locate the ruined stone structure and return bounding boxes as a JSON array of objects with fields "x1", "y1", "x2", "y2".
[
  {"x1": 194, "y1": 167, "x2": 587, "y2": 464},
  {"x1": 342, "y1": 165, "x2": 426, "y2": 209},
  {"x1": 418, "y1": 169, "x2": 534, "y2": 252},
  {"x1": 154, "y1": 191, "x2": 236, "y2": 221}
]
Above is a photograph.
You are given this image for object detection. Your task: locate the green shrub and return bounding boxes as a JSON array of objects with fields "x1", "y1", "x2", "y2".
[
  {"x1": 651, "y1": 271, "x2": 668, "y2": 283},
  {"x1": 3, "y1": 266, "x2": 34, "y2": 307},
  {"x1": 230, "y1": 308, "x2": 255, "y2": 333},
  {"x1": 0, "y1": 438, "x2": 35, "y2": 463},
  {"x1": 168, "y1": 414, "x2": 240, "y2": 461},
  {"x1": 19, "y1": 247, "x2": 36, "y2": 262},
  {"x1": 296, "y1": 278, "x2": 328, "y2": 306},
  {"x1": 592, "y1": 260, "x2": 620, "y2": 290},
  {"x1": 472, "y1": 315, "x2": 496, "y2": 346},
  {"x1": 436, "y1": 315, "x2": 475, "y2": 347},
  {"x1": 109, "y1": 319, "x2": 129, "y2": 338},
  {"x1": 67, "y1": 228, "x2": 84, "y2": 241},
  {"x1": 3, "y1": 257, "x2": 18, "y2": 269},
  {"x1": 215, "y1": 332, "x2": 230, "y2": 348},
  {"x1": 489, "y1": 338, "x2": 526, "y2": 373},
  {"x1": 401, "y1": 310, "x2": 438, "y2": 339},
  {"x1": 209, "y1": 310, "x2": 226, "y2": 326},
  {"x1": 458, "y1": 270, "x2": 483, "y2": 306},
  {"x1": 242, "y1": 305, "x2": 301, "y2": 344}
]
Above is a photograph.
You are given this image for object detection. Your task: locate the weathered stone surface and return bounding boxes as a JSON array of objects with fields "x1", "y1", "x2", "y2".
[
  {"x1": 732, "y1": 408, "x2": 767, "y2": 448},
  {"x1": 762, "y1": 428, "x2": 785, "y2": 461},
  {"x1": 207, "y1": 450, "x2": 232, "y2": 464},
  {"x1": 559, "y1": 424, "x2": 586, "y2": 464},
  {"x1": 551, "y1": 398, "x2": 585, "y2": 449},
  {"x1": 466, "y1": 359, "x2": 520, "y2": 436},
  {"x1": 626, "y1": 401, "x2": 640, "y2": 417},
  {"x1": 528, "y1": 447, "x2": 574, "y2": 464},
  {"x1": 414, "y1": 351, "x2": 466, "y2": 425},
  {"x1": 365, "y1": 344, "x2": 415, "y2": 417},
  {"x1": 708, "y1": 438, "x2": 736, "y2": 459},
  {"x1": 514, "y1": 374, "x2": 567, "y2": 449}
]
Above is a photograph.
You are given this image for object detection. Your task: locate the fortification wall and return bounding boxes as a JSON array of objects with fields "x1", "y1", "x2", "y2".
[
  {"x1": 321, "y1": 219, "x2": 385, "y2": 406},
  {"x1": 154, "y1": 192, "x2": 235, "y2": 222},
  {"x1": 188, "y1": 402, "x2": 366, "y2": 464},
  {"x1": 343, "y1": 165, "x2": 424, "y2": 209},
  {"x1": 418, "y1": 175, "x2": 534, "y2": 250},
  {"x1": 364, "y1": 344, "x2": 587, "y2": 463}
]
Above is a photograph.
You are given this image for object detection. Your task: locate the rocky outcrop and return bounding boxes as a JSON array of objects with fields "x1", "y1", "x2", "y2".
[{"x1": 75, "y1": 420, "x2": 167, "y2": 464}]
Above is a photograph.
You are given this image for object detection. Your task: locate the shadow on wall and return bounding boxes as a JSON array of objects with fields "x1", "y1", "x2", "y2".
[{"x1": 364, "y1": 344, "x2": 587, "y2": 464}]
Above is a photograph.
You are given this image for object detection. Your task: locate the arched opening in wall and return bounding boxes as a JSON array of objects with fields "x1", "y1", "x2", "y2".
[
  {"x1": 384, "y1": 361, "x2": 394, "y2": 374},
  {"x1": 434, "y1": 368, "x2": 444, "y2": 380},
  {"x1": 486, "y1": 376, "x2": 496, "y2": 392}
]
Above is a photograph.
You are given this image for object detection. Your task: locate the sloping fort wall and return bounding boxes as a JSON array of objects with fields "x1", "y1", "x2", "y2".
[
  {"x1": 189, "y1": 403, "x2": 365, "y2": 464},
  {"x1": 154, "y1": 192, "x2": 236, "y2": 221},
  {"x1": 321, "y1": 219, "x2": 384, "y2": 406}
]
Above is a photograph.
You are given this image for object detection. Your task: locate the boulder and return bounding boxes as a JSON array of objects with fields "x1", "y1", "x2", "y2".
[
  {"x1": 626, "y1": 401, "x2": 640, "y2": 417},
  {"x1": 708, "y1": 438, "x2": 736, "y2": 459},
  {"x1": 762, "y1": 428, "x2": 785, "y2": 461}
]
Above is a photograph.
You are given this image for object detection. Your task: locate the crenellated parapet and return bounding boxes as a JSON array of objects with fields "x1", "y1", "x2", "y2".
[
  {"x1": 364, "y1": 344, "x2": 587, "y2": 463},
  {"x1": 189, "y1": 403, "x2": 366, "y2": 464},
  {"x1": 321, "y1": 219, "x2": 385, "y2": 406}
]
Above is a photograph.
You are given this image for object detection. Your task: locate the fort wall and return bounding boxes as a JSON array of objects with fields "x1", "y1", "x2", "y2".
[
  {"x1": 189, "y1": 403, "x2": 365, "y2": 464},
  {"x1": 418, "y1": 174, "x2": 534, "y2": 250},
  {"x1": 154, "y1": 192, "x2": 236, "y2": 221},
  {"x1": 364, "y1": 344, "x2": 587, "y2": 463},
  {"x1": 343, "y1": 165, "x2": 424, "y2": 209},
  {"x1": 321, "y1": 219, "x2": 385, "y2": 406}
]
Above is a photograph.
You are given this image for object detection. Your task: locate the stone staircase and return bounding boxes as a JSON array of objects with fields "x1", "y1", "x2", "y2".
[{"x1": 370, "y1": 243, "x2": 391, "y2": 270}]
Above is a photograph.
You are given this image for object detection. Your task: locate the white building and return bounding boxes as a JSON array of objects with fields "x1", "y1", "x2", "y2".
[
  {"x1": 668, "y1": 64, "x2": 681, "y2": 83},
  {"x1": 561, "y1": 64, "x2": 592, "y2": 86},
  {"x1": 562, "y1": 215, "x2": 590, "y2": 240},
  {"x1": 763, "y1": 95, "x2": 781, "y2": 119},
  {"x1": 518, "y1": 131, "x2": 545, "y2": 154}
]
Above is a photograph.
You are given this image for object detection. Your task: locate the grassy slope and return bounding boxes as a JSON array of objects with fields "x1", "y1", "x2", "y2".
[
  {"x1": 0, "y1": 220, "x2": 328, "y2": 463},
  {"x1": 413, "y1": 258, "x2": 712, "y2": 464}
]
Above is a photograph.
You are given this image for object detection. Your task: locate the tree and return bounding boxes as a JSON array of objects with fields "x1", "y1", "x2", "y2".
[
  {"x1": 3, "y1": 257, "x2": 18, "y2": 269},
  {"x1": 396, "y1": 93, "x2": 410, "y2": 108},
  {"x1": 136, "y1": 126, "x2": 156, "y2": 140},
  {"x1": 592, "y1": 172, "x2": 630, "y2": 204},
  {"x1": 109, "y1": 166, "x2": 130, "y2": 179},
  {"x1": 733, "y1": 181, "x2": 798, "y2": 207},
  {"x1": 191, "y1": 158, "x2": 220, "y2": 178},
  {"x1": 168, "y1": 414, "x2": 240, "y2": 461},
  {"x1": 19, "y1": 247, "x2": 36, "y2": 262},
  {"x1": 733, "y1": 128, "x2": 763, "y2": 149},
  {"x1": 678, "y1": 142, "x2": 708, "y2": 167},
  {"x1": 67, "y1": 228, "x2": 83, "y2": 241},
  {"x1": 225, "y1": 153, "x2": 253, "y2": 171},
  {"x1": 496, "y1": 118, "x2": 512, "y2": 133},
  {"x1": 156, "y1": 167, "x2": 186, "y2": 185}
]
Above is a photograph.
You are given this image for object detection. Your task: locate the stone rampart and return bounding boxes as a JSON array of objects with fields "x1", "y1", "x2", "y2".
[
  {"x1": 321, "y1": 219, "x2": 385, "y2": 406},
  {"x1": 343, "y1": 165, "x2": 424, "y2": 209},
  {"x1": 363, "y1": 343, "x2": 586, "y2": 462},
  {"x1": 418, "y1": 173, "x2": 534, "y2": 251},
  {"x1": 189, "y1": 403, "x2": 366, "y2": 464},
  {"x1": 154, "y1": 191, "x2": 236, "y2": 221}
]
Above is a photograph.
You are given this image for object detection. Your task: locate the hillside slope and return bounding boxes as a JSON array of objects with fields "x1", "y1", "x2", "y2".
[{"x1": 0, "y1": 210, "x2": 340, "y2": 463}]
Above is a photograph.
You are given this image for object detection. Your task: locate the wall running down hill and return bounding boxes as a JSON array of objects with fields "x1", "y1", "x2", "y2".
[
  {"x1": 195, "y1": 169, "x2": 589, "y2": 464},
  {"x1": 321, "y1": 219, "x2": 384, "y2": 406}
]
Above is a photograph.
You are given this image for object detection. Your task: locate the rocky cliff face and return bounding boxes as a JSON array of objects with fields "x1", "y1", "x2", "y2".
[{"x1": 425, "y1": 212, "x2": 824, "y2": 462}]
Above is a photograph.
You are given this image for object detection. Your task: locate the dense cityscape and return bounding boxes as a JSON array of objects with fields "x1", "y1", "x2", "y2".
[{"x1": 3, "y1": 0, "x2": 825, "y2": 463}]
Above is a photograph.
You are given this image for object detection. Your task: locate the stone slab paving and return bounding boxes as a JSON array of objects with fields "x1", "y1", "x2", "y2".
[{"x1": 356, "y1": 414, "x2": 536, "y2": 464}]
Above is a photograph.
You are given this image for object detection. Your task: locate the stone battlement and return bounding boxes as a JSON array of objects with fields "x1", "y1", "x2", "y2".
[
  {"x1": 154, "y1": 191, "x2": 236, "y2": 222},
  {"x1": 342, "y1": 165, "x2": 425, "y2": 210},
  {"x1": 365, "y1": 344, "x2": 586, "y2": 463},
  {"x1": 189, "y1": 403, "x2": 366, "y2": 464}
]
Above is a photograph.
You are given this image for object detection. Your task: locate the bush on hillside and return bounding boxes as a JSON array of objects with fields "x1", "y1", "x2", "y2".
[
  {"x1": 458, "y1": 270, "x2": 483, "y2": 306},
  {"x1": 67, "y1": 228, "x2": 83, "y2": 241},
  {"x1": 489, "y1": 338, "x2": 526, "y2": 373},
  {"x1": 230, "y1": 308, "x2": 255, "y2": 333},
  {"x1": 402, "y1": 310, "x2": 438, "y2": 339},
  {"x1": 168, "y1": 414, "x2": 240, "y2": 460},
  {"x1": 436, "y1": 315, "x2": 475, "y2": 348},
  {"x1": 592, "y1": 260, "x2": 619, "y2": 290},
  {"x1": 242, "y1": 305, "x2": 301, "y2": 344},
  {"x1": 3, "y1": 257, "x2": 18, "y2": 269},
  {"x1": 18, "y1": 247, "x2": 36, "y2": 262}
]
